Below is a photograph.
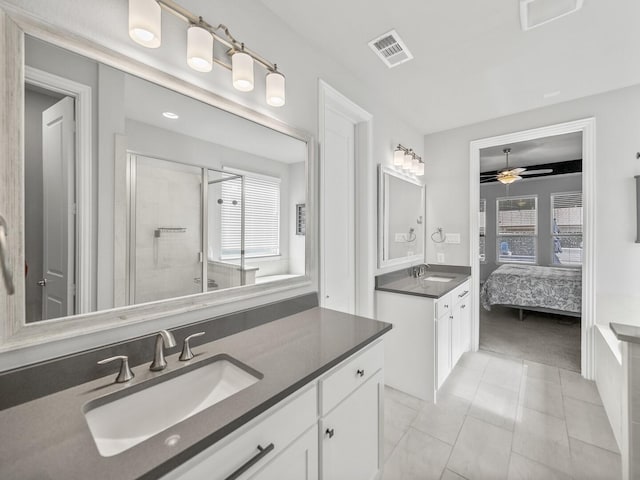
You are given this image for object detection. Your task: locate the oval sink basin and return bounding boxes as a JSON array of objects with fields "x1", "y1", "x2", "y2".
[
  {"x1": 423, "y1": 275, "x2": 455, "y2": 282},
  {"x1": 83, "y1": 355, "x2": 261, "y2": 457}
]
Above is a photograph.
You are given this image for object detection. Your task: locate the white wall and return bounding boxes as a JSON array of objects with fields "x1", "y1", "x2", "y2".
[
  {"x1": 0, "y1": 0, "x2": 425, "y2": 367},
  {"x1": 425, "y1": 84, "x2": 640, "y2": 305}
]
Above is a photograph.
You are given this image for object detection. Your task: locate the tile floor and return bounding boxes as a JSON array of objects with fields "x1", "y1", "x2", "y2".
[{"x1": 382, "y1": 350, "x2": 621, "y2": 480}]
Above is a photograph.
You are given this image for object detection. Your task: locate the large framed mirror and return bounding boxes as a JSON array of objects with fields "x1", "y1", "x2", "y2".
[
  {"x1": 0, "y1": 9, "x2": 315, "y2": 352},
  {"x1": 377, "y1": 165, "x2": 425, "y2": 268}
]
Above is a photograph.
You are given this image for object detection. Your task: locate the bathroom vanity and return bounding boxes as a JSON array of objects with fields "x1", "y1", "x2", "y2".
[
  {"x1": 375, "y1": 265, "x2": 471, "y2": 402},
  {"x1": 0, "y1": 306, "x2": 390, "y2": 480}
]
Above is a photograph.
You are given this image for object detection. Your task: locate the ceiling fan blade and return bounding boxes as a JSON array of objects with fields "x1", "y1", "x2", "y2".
[
  {"x1": 520, "y1": 169, "x2": 553, "y2": 175},
  {"x1": 480, "y1": 174, "x2": 497, "y2": 177},
  {"x1": 511, "y1": 168, "x2": 526, "y2": 175}
]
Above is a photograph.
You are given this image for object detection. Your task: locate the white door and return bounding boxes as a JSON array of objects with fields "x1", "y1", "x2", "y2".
[
  {"x1": 41, "y1": 96, "x2": 75, "y2": 320},
  {"x1": 321, "y1": 107, "x2": 355, "y2": 313}
]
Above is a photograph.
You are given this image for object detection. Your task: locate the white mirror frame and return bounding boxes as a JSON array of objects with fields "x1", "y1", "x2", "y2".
[
  {"x1": 0, "y1": 7, "x2": 316, "y2": 353},
  {"x1": 377, "y1": 165, "x2": 425, "y2": 269}
]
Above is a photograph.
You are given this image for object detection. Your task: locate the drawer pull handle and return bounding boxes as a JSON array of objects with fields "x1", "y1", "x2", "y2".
[
  {"x1": 444, "y1": 304, "x2": 449, "y2": 308},
  {"x1": 449, "y1": 315, "x2": 453, "y2": 320},
  {"x1": 225, "y1": 443, "x2": 275, "y2": 480},
  {"x1": 326, "y1": 428, "x2": 335, "y2": 438},
  {"x1": 461, "y1": 304, "x2": 466, "y2": 309},
  {"x1": 458, "y1": 290, "x2": 469, "y2": 298},
  {"x1": 356, "y1": 369, "x2": 365, "y2": 377}
]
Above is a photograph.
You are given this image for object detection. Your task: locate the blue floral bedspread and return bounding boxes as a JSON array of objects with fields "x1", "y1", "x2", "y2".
[{"x1": 481, "y1": 265, "x2": 582, "y2": 313}]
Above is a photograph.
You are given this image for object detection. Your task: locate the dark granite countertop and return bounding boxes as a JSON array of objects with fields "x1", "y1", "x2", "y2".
[
  {"x1": 375, "y1": 264, "x2": 471, "y2": 299},
  {"x1": 610, "y1": 322, "x2": 640, "y2": 345},
  {"x1": 0, "y1": 307, "x2": 391, "y2": 480}
]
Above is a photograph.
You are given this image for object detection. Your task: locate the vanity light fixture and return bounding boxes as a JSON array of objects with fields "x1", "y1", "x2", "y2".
[
  {"x1": 129, "y1": 0, "x2": 162, "y2": 48},
  {"x1": 128, "y1": 0, "x2": 286, "y2": 106},
  {"x1": 393, "y1": 144, "x2": 424, "y2": 177}
]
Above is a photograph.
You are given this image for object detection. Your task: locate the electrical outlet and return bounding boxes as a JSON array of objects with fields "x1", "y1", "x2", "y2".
[
  {"x1": 437, "y1": 253, "x2": 445, "y2": 263},
  {"x1": 445, "y1": 233, "x2": 461, "y2": 244}
]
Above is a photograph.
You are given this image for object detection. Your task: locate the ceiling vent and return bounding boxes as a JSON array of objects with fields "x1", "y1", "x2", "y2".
[
  {"x1": 520, "y1": 0, "x2": 584, "y2": 31},
  {"x1": 368, "y1": 29, "x2": 413, "y2": 68}
]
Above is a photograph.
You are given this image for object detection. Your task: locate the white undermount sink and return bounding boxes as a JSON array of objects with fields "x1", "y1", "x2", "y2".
[
  {"x1": 83, "y1": 355, "x2": 261, "y2": 457},
  {"x1": 423, "y1": 275, "x2": 455, "y2": 283}
]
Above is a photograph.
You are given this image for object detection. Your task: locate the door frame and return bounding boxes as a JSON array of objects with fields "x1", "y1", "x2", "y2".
[
  {"x1": 318, "y1": 80, "x2": 373, "y2": 317},
  {"x1": 469, "y1": 118, "x2": 596, "y2": 379},
  {"x1": 24, "y1": 66, "x2": 92, "y2": 315}
]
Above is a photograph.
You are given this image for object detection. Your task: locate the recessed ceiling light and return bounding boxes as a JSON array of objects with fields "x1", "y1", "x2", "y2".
[
  {"x1": 543, "y1": 91, "x2": 561, "y2": 99},
  {"x1": 162, "y1": 111, "x2": 179, "y2": 119}
]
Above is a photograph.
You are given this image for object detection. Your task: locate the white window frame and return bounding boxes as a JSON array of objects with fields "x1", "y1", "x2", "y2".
[
  {"x1": 550, "y1": 191, "x2": 583, "y2": 267},
  {"x1": 220, "y1": 167, "x2": 281, "y2": 260},
  {"x1": 496, "y1": 194, "x2": 538, "y2": 265}
]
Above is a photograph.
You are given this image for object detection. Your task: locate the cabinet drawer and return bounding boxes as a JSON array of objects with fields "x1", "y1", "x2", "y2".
[
  {"x1": 165, "y1": 385, "x2": 317, "y2": 480},
  {"x1": 435, "y1": 292, "x2": 452, "y2": 319},
  {"x1": 451, "y1": 280, "x2": 471, "y2": 305},
  {"x1": 320, "y1": 341, "x2": 383, "y2": 415}
]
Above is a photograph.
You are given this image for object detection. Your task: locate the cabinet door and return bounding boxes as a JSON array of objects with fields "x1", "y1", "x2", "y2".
[
  {"x1": 451, "y1": 304, "x2": 463, "y2": 367},
  {"x1": 250, "y1": 426, "x2": 318, "y2": 480},
  {"x1": 437, "y1": 314, "x2": 451, "y2": 389},
  {"x1": 321, "y1": 371, "x2": 382, "y2": 480},
  {"x1": 459, "y1": 298, "x2": 471, "y2": 354}
]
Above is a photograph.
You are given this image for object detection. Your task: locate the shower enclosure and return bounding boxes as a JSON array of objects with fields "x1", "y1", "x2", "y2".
[{"x1": 127, "y1": 153, "x2": 246, "y2": 305}]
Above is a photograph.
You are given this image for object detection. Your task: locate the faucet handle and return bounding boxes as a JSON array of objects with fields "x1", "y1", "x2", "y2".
[
  {"x1": 98, "y1": 355, "x2": 134, "y2": 383},
  {"x1": 180, "y1": 332, "x2": 205, "y2": 361}
]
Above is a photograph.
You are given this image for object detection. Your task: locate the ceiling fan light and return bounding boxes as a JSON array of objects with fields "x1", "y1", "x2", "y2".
[
  {"x1": 129, "y1": 0, "x2": 161, "y2": 48},
  {"x1": 187, "y1": 24, "x2": 213, "y2": 72},
  {"x1": 498, "y1": 174, "x2": 521, "y2": 185},
  {"x1": 232, "y1": 48, "x2": 254, "y2": 92}
]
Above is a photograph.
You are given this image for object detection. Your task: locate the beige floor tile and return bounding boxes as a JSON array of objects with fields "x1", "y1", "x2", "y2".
[
  {"x1": 385, "y1": 385, "x2": 427, "y2": 412},
  {"x1": 482, "y1": 355, "x2": 523, "y2": 392},
  {"x1": 439, "y1": 366, "x2": 483, "y2": 402},
  {"x1": 456, "y1": 351, "x2": 492, "y2": 374},
  {"x1": 384, "y1": 395, "x2": 420, "y2": 461},
  {"x1": 441, "y1": 469, "x2": 467, "y2": 480},
  {"x1": 447, "y1": 416, "x2": 512, "y2": 480},
  {"x1": 412, "y1": 394, "x2": 470, "y2": 445},
  {"x1": 512, "y1": 406, "x2": 572, "y2": 475},
  {"x1": 559, "y1": 369, "x2": 603, "y2": 405},
  {"x1": 468, "y1": 381, "x2": 519, "y2": 430},
  {"x1": 523, "y1": 360, "x2": 561, "y2": 384},
  {"x1": 563, "y1": 396, "x2": 619, "y2": 453},
  {"x1": 569, "y1": 437, "x2": 621, "y2": 480},
  {"x1": 519, "y1": 376, "x2": 564, "y2": 418},
  {"x1": 382, "y1": 427, "x2": 451, "y2": 480},
  {"x1": 507, "y1": 452, "x2": 571, "y2": 480}
]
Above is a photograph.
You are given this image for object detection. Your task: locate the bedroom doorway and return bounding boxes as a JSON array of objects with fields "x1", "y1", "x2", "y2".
[{"x1": 469, "y1": 119, "x2": 596, "y2": 379}]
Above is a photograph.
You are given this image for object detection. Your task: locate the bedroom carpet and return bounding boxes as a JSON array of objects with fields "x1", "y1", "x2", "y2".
[{"x1": 480, "y1": 305, "x2": 581, "y2": 372}]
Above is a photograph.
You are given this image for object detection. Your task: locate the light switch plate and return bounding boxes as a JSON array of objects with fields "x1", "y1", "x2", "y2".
[{"x1": 445, "y1": 233, "x2": 461, "y2": 244}]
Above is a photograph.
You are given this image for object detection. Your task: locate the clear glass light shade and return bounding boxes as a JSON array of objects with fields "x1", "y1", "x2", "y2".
[
  {"x1": 187, "y1": 25, "x2": 213, "y2": 72},
  {"x1": 232, "y1": 51, "x2": 254, "y2": 92},
  {"x1": 129, "y1": 0, "x2": 161, "y2": 48},
  {"x1": 393, "y1": 148, "x2": 405, "y2": 166},
  {"x1": 403, "y1": 152, "x2": 413, "y2": 170},
  {"x1": 416, "y1": 161, "x2": 425, "y2": 176},
  {"x1": 266, "y1": 71, "x2": 286, "y2": 107}
]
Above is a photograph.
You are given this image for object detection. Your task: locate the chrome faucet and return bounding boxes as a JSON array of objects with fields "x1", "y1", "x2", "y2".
[
  {"x1": 150, "y1": 330, "x2": 176, "y2": 371},
  {"x1": 411, "y1": 264, "x2": 430, "y2": 278}
]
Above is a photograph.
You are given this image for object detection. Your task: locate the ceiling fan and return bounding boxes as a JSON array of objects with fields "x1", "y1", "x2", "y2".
[{"x1": 480, "y1": 148, "x2": 553, "y2": 184}]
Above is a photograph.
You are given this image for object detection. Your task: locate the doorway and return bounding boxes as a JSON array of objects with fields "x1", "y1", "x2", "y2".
[{"x1": 469, "y1": 119, "x2": 596, "y2": 378}]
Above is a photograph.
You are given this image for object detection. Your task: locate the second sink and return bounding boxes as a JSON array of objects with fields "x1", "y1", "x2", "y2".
[{"x1": 84, "y1": 355, "x2": 261, "y2": 457}]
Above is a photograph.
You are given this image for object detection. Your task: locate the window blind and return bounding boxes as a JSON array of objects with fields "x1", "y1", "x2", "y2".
[
  {"x1": 551, "y1": 192, "x2": 583, "y2": 265},
  {"x1": 220, "y1": 169, "x2": 280, "y2": 259},
  {"x1": 497, "y1": 196, "x2": 537, "y2": 264}
]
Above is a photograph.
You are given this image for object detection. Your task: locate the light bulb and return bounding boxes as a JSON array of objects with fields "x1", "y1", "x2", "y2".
[
  {"x1": 393, "y1": 147, "x2": 404, "y2": 166},
  {"x1": 129, "y1": 0, "x2": 161, "y2": 48},
  {"x1": 232, "y1": 48, "x2": 254, "y2": 92},
  {"x1": 187, "y1": 24, "x2": 213, "y2": 72},
  {"x1": 266, "y1": 68, "x2": 285, "y2": 107}
]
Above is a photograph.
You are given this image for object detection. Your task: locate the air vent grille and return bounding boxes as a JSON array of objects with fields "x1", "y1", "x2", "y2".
[
  {"x1": 520, "y1": 0, "x2": 584, "y2": 31},
  {"x1": 368, "y1": 29, "x2": 413, "y2": 68}
]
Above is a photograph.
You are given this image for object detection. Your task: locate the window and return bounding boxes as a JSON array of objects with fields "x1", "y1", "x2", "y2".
[
  {"x1": 496, "y1": 196, "x2": 537, "y2": 264},
  {"x1": 220, "y1": 169, "x2": 280, "y2": 259},
  {"x1": 479, "y1": 198, "x2": 486, "y2": 262},
  {"x1": 551, "y1": 192, "x2": 582, "y2": 266}
]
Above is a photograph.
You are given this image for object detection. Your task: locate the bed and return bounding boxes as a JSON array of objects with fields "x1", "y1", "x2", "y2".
[{"x1": 481, "y1": 264, "x2": 581, "y2": 320}]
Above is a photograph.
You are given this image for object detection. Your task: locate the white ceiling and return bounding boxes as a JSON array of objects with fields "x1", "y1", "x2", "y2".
[
  {"x1": 124, "y1": 74, "x2": 307, "y2": 164},
  {"x1": 260, "y1": 0, "x2": 640, "y2": 134},
  {"x1": 479, "y1": 131, "x2": 582, "y2": 172}
]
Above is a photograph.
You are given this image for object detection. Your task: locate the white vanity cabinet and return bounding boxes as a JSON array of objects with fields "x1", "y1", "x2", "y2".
[
  {"x1": 163, "y1": 340, "x2": 384, "y2": 480},
  {"x1": 378, "y1": 279, "x2": 471, "y2": 402}
]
